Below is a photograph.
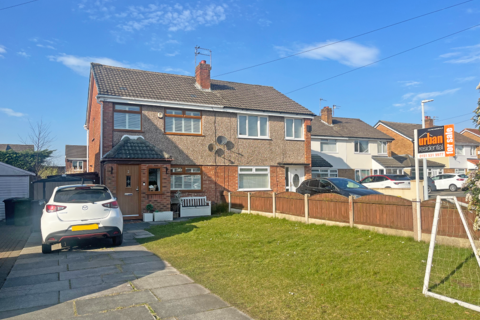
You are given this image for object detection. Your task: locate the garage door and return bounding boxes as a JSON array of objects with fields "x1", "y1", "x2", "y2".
[{"x1": 0, "y1": 176, "x2": 29, "y2": 220}]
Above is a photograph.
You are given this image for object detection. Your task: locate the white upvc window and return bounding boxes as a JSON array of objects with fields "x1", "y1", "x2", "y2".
[
  {"x1": 320, "y1": 139, "x2": 337, "y2": 152},
  {"x1": 312, "y1": 169, "x2": 338, "y2": 178},
  {"x1": 455, "y1": 168, "x2": 466, "y2": 174},
  {"x1": 238, "y1": 166, "x2": 270, "y2": 190},
  {"x1": 285, "y1": 118, "x2": 303, "y2": 140},
  {"x1": 456, "y1": 145, "x2": 464, "y2": 155},
  {"x1": 469, "y1": 147, "x2": 475, "y2": 157},
  {"x1": 377, "y1": 141, "x2": 388, "y2": 154},
  {"x1": 373, "y1": 169, "x2": 385, "y2": 175},
  {"x1": 386, "y1": 168, "x2": 403, "y2": 174},
  {"x1": 238, "y1": 115, "x2": 268, "y2": 138},
  {"x1": 355, "y1": 169, "x2": 370, "y2": 181},
  {"x1": 355, "y1": 140, "x2": 369, "y2": 154},
  {"x1": 73, "y1": 161, "x2": 83, "y2": 171}
]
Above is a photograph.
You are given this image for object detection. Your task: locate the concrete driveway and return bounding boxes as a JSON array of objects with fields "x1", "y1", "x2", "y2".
[{"x1": 0, "y1": 223, "x2": 252, "y2": 320}]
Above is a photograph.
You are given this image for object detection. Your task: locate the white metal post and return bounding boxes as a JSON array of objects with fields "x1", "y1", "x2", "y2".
[
  {"x1": 423, "y1": 196, "x2": 441, "y2": 295},
  {"x1": 414, "y1": 129, "x2": 422, "y2": 241},
  {"x1": 454, "y1": 197, "x2": 480, "y2": 267},
  {"x1": 421, "y1": 99, "x2": 433, "y2": 201}
]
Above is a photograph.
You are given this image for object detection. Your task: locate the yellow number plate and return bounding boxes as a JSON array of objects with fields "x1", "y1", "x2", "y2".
[{"x1": 72, "y1": 224, "x2": 99, "y2": 231}]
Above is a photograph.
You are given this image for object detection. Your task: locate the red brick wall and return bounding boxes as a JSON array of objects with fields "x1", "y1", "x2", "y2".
[
  {"x1": 104, "y1": 163, "x2": 117, "y2": 197},
  {"x1": 102, "y1": 102, "x2": 114, "y2": 156},
  {"x1": 87, "y1": 75, "x2": 102, "y2": 174},
  {"x1": 376, "y1": 124, "x2": 414, "y2": 156},
  {"x1": 141, "y1": 164, "x2": 171, "y2": 215},
  {"x1": 65, "y1": 160, "x2": 87, "y2": 173}
]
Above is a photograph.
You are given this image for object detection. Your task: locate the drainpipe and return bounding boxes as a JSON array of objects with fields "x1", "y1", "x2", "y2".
[
  {"x1": 83, "y1": 125, "x2": 89, "y2": 172},
  {"x1": 98, "y1": 99, "x2": 104, "y2": 184}
]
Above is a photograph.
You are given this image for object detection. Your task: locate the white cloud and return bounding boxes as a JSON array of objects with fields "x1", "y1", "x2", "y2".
[
  {"x1": 163, "y1": 67, "x2": 190, "y2": 75},
  {"x1": 393, "y1": 103, "x2": 405, "y2": 107},
  {"x1": 0, "y1": 45, "x2": 6, "y2": 58},
  {"x1": 398, "y1": 80, "x2": 421, "y2": 87},
  {"x1": 165, "y1": 51, "x2": 179, "y2": 57},
  {"x1": 37, "y1": 44, "x2": 56, "y2": 50},
  {"x1": 402, "y1": 93, "x2": 415, "y2": 100},
  {"x1": 440, "y1": 44, "x2": 480, "y2": 64},
  {"x1": 17, "y1": 51, "x2": 29, "y2": 57},
  {"x1": 456, "y1": 76, "x2": 476, "y2": 83},
  {"x1": 147, "y1": 38, "x2": 180, "y2": 52},
  {"x1": 48, "y1": 54, "x2": 130, "y2": 76},
  {"x1": 258, "y1": 19, "x2": 271, "y2": 27},
  {"x1": 275, "y1": 40, "x2": 379, "y2": 67},
  {"x1": 409, "y1": 88, "x2": 460, "y2": 102},
  {"x1": 0, "y1": 108, "x2": 25, "y2": 117}
]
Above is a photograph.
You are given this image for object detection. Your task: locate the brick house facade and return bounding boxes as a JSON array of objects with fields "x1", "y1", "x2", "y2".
[
  {"x1": 65, "y1": 145, "x2": 87, "y2": 173},
  {"x1": 85, "y1": 61, "x2": 314, "y2": 219}
]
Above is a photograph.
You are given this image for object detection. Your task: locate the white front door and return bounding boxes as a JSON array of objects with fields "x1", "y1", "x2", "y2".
[{"x1": 285, "y1": 166, "x2": 305, "y2": 192}]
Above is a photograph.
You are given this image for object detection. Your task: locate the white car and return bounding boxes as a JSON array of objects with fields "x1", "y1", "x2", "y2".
[
  {"x1": 41, "y1": 185, "x2": 123, "y2": 254},
  {"x1": 431, "y1": 174, "x2": 468, "y2": 192},
  {"x1": 359, "y1": 174, "x2": 411, "y2": 189}
]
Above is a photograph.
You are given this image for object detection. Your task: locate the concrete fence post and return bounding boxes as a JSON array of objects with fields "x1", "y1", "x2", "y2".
[
  {"x1": 248, "y1": 192, "x2": 251, "y2": 214},
  {"x1": 228, "y1": 192, "x2": 231, "y2": 213},
  {"x1": 349, "y1": 196, "x2": 354, "y2": 227},
  {"x1": 305, "y1": 194, "x2": 309, "y2": 224},
  {"x1": 273, "y1": 192, "x2": 276, "y2": 218}
]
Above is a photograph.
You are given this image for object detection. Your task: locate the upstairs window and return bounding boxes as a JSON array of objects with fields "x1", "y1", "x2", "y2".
[
  {"x1": 73, "y1": 161, "x2": 83, "y2": 171},
  {"x1": 238, "y1": 115, "x2": 268, "y2": 138},
  {"x1": 355, "y1": 140, "x2": 369, "y2": 153},
  {"x1": 455, "y1": 145, "x2": 464, "y2": 155},
  {"x1": 114, "y1": 105, "x2": 141, "y2": 131},
  {"x1": 285, "y1": 118, "x2": 303, "y2": 140},
  {"x1": 165, "y1": 109, "x2": 202, "y2": 135},
  {"x1": 320, "y1": 139, "x2": 336, "y2": 152},
  {"x1": 377, "y1": 141, "x2": 388, "y2": 154}
]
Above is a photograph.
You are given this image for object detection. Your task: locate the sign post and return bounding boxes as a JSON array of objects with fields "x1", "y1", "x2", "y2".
[{"x1": 414, "y1": 125, "x2": 455, "y2": 241}]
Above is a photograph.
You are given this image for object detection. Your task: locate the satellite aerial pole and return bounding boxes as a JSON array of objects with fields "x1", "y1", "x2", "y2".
[
  {"x1": 319, "y1": 98, "x2": 327, "y2": 115},
  {"x1": 332, "y1": 105, "x2": 341, "y2": 117}
]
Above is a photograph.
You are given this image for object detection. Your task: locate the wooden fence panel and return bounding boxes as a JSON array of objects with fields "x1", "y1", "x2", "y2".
[
  {"x1": 276, "y1": 192, "x2": 304, "y2": 217},
  {"x1": 230, "y1": 192, "x2": 248, "y2": 210},
  {"x1": 309, "y1": 193, "x2": 349, "y2": 223},
  {"x1": 353, "y1": 195, "x2": 413, "y2": 231},
  {"x1": 250, "y1": 192, "x2": 273, "y2": 213},
  {"x1": 421, "y1": 198, "x2": 480, "y2": 239}
]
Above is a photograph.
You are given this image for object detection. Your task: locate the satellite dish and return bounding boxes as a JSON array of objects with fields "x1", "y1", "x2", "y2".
[
  {"x1": 216, "y1": 136, "x2": 228, "y2": 145},
  {"x1": 226, "y1": 141, "x2": 234, "y2": 151},
  {"x1": 215, "y1": 148, "x2": 225, "y2": 157},
  {"x1": 207, "y1": 143, "x2": 215, "y2": 152}
]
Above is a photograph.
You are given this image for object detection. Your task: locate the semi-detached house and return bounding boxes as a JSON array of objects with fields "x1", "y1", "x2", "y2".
[{"x1": 85, "y1": 61, "x2": 315, "y2": 220}]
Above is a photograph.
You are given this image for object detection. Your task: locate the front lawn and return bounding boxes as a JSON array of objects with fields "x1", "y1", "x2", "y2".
[{"x1": 139, "y1": 213, "x2": 478, "y2": 319}]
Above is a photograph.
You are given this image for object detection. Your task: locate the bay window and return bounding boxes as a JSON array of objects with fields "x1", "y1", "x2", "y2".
[
  {"x1": 320, "y1": 139, "x2": 337, "y2": 152},
  {"x1": 114, "y1": 105, "x2": 141, "y2": 131},
  {"x1": 238, "y1": 115, "x2": 268, "y2": 138},
  {"x1": 285, "y1": 118, "x2": 303, "y2": 140},
  {"x1": 171, "y1": 166, "x2": 202, "y2": 191},
  {"x1": 238, "y1": 167, "x2": 270, "y2": 190},
  {"x1": 355, "y1": 140, "x2": 369, "y2": 153},
  {"x1": 165, "y1": 109, "x2": 202, "y2": 135}
]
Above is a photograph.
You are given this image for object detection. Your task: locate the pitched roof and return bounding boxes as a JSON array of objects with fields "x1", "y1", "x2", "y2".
[
  {"x1": 461, "y1": 128, "x2": 480, "y2": 138},
  {"x1": 65, "y1": 145, "x2": 87, "y2": 159},
  {"x1": 0, "y1": 144, "x2": 34, "y2": 152},
  {"x1": 103, "y1": 137, "x2": 172, "y2": 160},
  {"x1": 376, "y1": 120, "x2": 479, "y2": 145},
  {"x1": 311, "y1": 117, "x2": 393, "y2": 140},
  {"x1": 372, "y1": 155, "x2": 445, "y2": 168},
  {"x1": 311, "y1": 154, "x2": 333, "y2": 167},
  {"x1": 0, "y1": 162, "x2": 35, "y2": 176},
  {"x1": 91, "y1": 63, "x2": 314, "y2": 116}
]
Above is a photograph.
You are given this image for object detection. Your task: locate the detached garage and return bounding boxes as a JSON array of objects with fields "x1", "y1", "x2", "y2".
[{"x1": 0, "y1": 162, "x2": 35, "y2": 220}]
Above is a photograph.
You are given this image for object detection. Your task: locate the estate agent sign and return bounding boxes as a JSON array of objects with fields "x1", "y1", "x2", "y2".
[{"x1": 417, "y1": 124, "x2": 455, "y2": 158}]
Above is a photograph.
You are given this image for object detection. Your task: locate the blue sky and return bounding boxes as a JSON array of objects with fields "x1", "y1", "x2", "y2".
[{"x1": 1, "y1": 0, "x2": 479, "y2": 164}]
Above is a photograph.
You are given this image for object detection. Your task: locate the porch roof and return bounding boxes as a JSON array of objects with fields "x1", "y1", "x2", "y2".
[
  {"x1": 103, "y1": 137, "x2": 172, "y2": 160},
  {"x1": 311, "y1": 154, "x2": 333, "y2": 168}
]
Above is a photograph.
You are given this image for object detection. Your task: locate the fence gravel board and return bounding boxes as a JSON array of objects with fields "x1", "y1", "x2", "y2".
[
  {"x1": 275, "y1": 192, "x2": 305, "y2": 217},
  {"x1": 309, "y1": 193, "x2": 349, "y2": 222},
  {"x1": 353, "y1": 195, "x2": 413, "y2": 231}
]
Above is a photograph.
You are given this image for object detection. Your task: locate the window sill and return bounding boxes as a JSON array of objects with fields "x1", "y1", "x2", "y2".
[
  {"x1": 354, "y1": 153, "x2": 371, "y2": 155},
  {"x1": 146, "y1": 191, "x2": 164, "y2": 195},
  {"x1": 165, "y1": 133, "x2": 204, "y2": 137},
  {"x1": 170, "y1": 190, "x2": 204, "y2": 193},
  {"x1": 237, "y1": 136, "x2": 271, "y2": 140},
  {"x1": 114, "y1": 129, "x2": 144, "y2": 133},
  {"x1": 285, "y1": 138, "x2": 305, "y2": 141},
  {"x1": 237, "y1": 189, "x2": 272, "y2": 192},
  {"x1": 320, "y1": 151, "x2": 338, "y2": 154}
]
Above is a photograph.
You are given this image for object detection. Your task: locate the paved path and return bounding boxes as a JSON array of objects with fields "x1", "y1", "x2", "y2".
[
  {"x1": 0, "y1": 223, "x2": 252, "y2": 320},
  {"x1": 0, "y1": 223, "x2": 31, "y2": 290}
]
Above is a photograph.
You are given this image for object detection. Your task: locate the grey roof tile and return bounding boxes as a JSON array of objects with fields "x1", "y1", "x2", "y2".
[
  {"x1": 65, "y1": 145, "x2": 87, "y2": 159},
  {"x1": 311, "y1": 117, "x2": 393, "y2": 140},
  {"x1": 311, "y1": 154, "x2": 332, "y2": 167},
  {"x1": 0, "y1": 144, "x2": 34, "y2": 152},
  {"x1": 372, "y1": 154, "x2": 444, "y2": 168},
  {"x1": 91, "y1": 63, "x2": 314, "y2": 115},
  {"x1": 103, "y1": 137, "x2": 172, "y2": 160}
]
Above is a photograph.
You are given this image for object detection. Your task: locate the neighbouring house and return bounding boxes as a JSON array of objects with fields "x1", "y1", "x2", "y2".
[
  {"x1": 374, "y1": 117, "x2": 479, "y2": 175},
  {"x1": 372, "y1": 154, "x2": 445, "y2": 177},
  {"x1": 460, "y1": 128, "x2": 480, "y2": 170},
  {"x1": 0, "y1": 162, "x2": 35, "y2": 220},
  {"x1": 0, "y1": 144, "x2": 34, "y2": 152},
  {"x1": 310, "y1": 106, "x2": 394, "y2": 181},
  {"x1": 85, "y1": 61, "x2": 315, "y2": 219},
  {"x1": 65, "y1": 145, "x2": 87, "y2": 173}
]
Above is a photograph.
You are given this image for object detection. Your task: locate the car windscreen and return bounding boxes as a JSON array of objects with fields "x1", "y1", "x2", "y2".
[
  {"x1": 459, "y1": 174, "x2": 468, "y2": 179},
  {"x1": 388, "y1": 175, "x2": 410, "y2": 181},
  {"x1": 54, "y1": 187, "x2": 112, "y2": 203},
  {"x1": 328, "y1": 178, "x2": 367, "y2": 189}
]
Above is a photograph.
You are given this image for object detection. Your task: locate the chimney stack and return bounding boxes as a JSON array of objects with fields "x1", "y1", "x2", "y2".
[
  {"x1": 425, "y1": 116, "x2": 434, "y2": 128},
  {"x1": 195, "y1": 60, "x2": 211, "y2": 91},
  {"x1": 321, "y1": 106, "x2": 333, "y2": 125}
]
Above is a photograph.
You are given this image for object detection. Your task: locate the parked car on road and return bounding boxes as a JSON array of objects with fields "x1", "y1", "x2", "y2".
[
  {"x1": 431, "y1": 174, "x2": 468, "y2": 192},
  {"x1": 41, "y1": 185, "x2": 123, "y2": 254},
  {"x1": 359, "y1": 174, "x2": 411, "y2": 189},
  {"x1": 408, "y1": 175, "x2": 437, "y2": 193},
  {"x1": 296, "y1": 178, "x2": 382, "y2": 198}
]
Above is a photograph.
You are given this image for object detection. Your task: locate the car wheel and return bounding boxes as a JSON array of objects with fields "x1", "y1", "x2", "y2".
[
  {"x1": 449, "y1": 184, "x2": 458, "y2": 192},
  {"x1": 42, "y1": 244, "x2": 52, "y2": 254},
  {"x1": 112, "y1": 234, "x2": 123, "y2": 246}
]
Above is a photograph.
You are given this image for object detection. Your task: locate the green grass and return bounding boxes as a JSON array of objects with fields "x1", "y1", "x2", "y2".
[{"x1": 138, "y1": 213, "x2": 480, "y2": 319}]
